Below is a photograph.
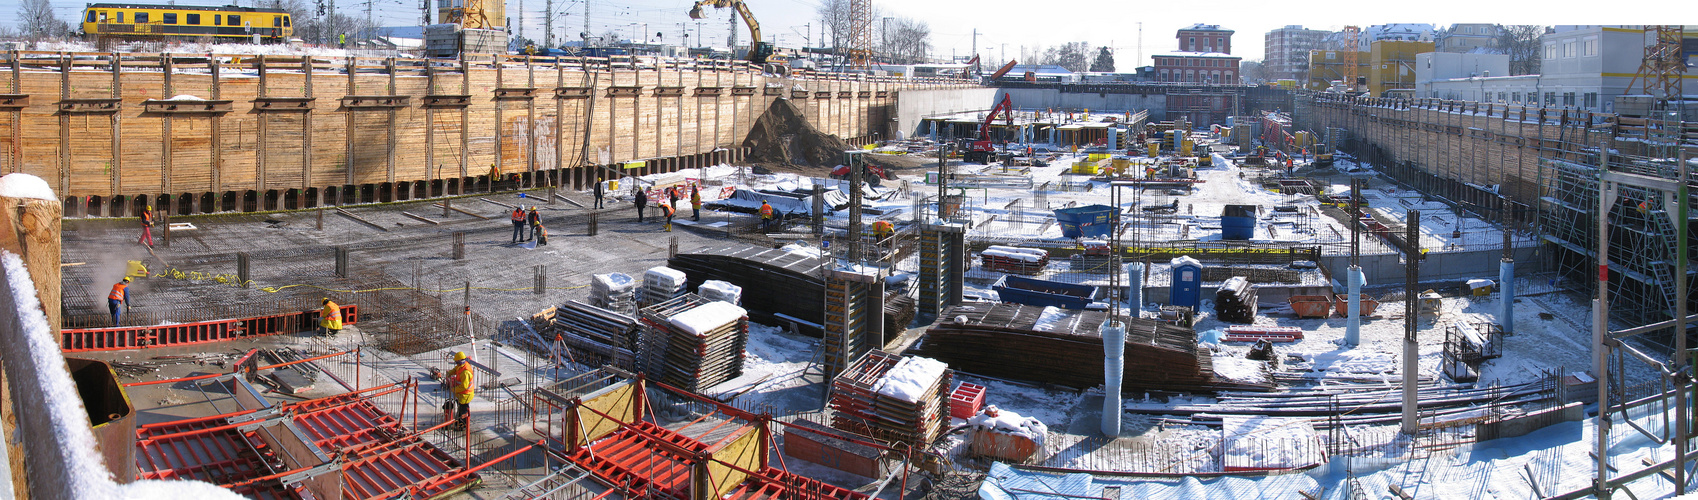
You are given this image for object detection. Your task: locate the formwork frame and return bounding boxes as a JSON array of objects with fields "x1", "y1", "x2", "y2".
[{"x1": 1573, "y1": 148, "x2": 1697, "y2": 499}]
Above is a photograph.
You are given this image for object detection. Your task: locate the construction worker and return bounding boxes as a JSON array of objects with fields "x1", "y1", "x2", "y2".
[
  {"x1": 138, "y1": 205, "x2": 154, "y2": 247},
  {"x1": 634, "y1": 188, "x2": 649, "y2": 223},
  {"x1": 661, "y1": 201, "x2": 675, "y2": 232},
  {"x1": 690, "y1": 185, "x2": 702, "y2": 221},
  {"x1": 446, "y1": 351, "x2": 474, "y2": 431},
  {"x1": 759, "y1": 200, "x2": 774, "y2": 232},
  {"x1": 107, "y1": 277, "x2": 130, "y2": 327},
  {"x1": 510, "y1": 206, "x2": 526, "y2": 243},
  {"x1": 321, "y1": 298, "x2": 342, "y2": 338},
  {"x1": 535, "y1": 221, "x2": 549, "y2": 246},
  {"x1": 526, "y1": 207, "x2": 542, "y2": 241},
  {"x1": 593, "y1": 179, "x2": 605, "y2": 209},
  {"x1": 338, "y1": 33, "x2": 347, "y2": 48},
  {"x1": 873, "y1": 220, "x2": 894, "y2": 240}
]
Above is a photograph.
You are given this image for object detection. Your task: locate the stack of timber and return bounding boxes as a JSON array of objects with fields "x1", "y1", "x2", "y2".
[
  {"x1": 637, "y1": 294, "x2": 749, "y2": 393},
  {"x1": 641, "y1": 267, "x2": 689, "y2": 307},
  {"x1": 884, "y1": 293, "x2": 917, "y2": 344},
  {"x1": 980, "y1": 246, "x2": 1050, "y2": 275},
  {"x1": 591, "y1": 273, "x2": 639, "y2": 315},
  {"x1": 669, "y1": 245, "x2": 826, "y2": 335},
  {"x1": 913, "y1": 303, "x2": 1270, "y2": 393},
  {"x1": 540, "y1": 300, "x2": 641, "y2": 370},
  {"x1": 1214, "y1": 276, "x2": 1259, "y2": 324},
  {"x1": 830, "y1": 350, "x2": 953, "y2": 448}
]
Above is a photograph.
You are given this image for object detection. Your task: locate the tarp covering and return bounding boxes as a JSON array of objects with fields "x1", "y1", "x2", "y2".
[
  {"x1": 977, "y1": 462, "x2": 1321, "y2": 500},
  {"x1": 704, "y1": 189, "x2": 815, "y2": 217}
]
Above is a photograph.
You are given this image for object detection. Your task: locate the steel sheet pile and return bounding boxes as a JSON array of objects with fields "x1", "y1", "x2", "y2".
[
  {"x1": 637, "y1": 293, "x2": 749, "y2": 393},
  {"x1": 829, "y1": 350, "x2": 953, "y2": 448},
  {"x1": 913, "y1": 303, "x2": 1268, "y2": 393}
]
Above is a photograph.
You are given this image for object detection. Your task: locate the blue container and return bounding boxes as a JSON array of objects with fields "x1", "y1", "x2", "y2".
[
  {"x1": 1054, "y1": 205, "x2": 1117, "y2": 239},
  {"x1": 1221, "y1": 205, "x2": 1257, "y2": 240},
  {"x1": 1170, "y1": 259, "x2": 1203, "y2": 309},
  {"x1": 994, "y1": 275, "x2": 1101, "y2": 310}
]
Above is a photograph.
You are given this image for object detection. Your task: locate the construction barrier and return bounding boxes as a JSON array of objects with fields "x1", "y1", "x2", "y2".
[{"x1": 62, "y1": 305, "x2": 359, "y2": 352}]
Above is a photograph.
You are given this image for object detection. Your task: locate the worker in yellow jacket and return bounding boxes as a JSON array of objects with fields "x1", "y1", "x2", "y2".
[
  {"x1": 320, "y1": 298, "x2": 342, "y2": 338},
  {"x1": 446, "y1": 351, "x2": 474, "y2": 430},
  {"x1": 759, "y1": 200, "x2": 774, "y2": 232}
]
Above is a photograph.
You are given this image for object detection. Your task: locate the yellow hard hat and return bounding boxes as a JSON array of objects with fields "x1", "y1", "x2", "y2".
[
  {"x1": 121, "y1": 277, "x2": 131, "y2": 283},
  {"x1": 453, "y1": 351, "x2": 467, "y2": 361}
]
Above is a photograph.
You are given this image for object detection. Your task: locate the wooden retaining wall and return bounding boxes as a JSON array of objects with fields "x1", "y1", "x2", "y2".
[
  {"x1": 1293, "y1": 93, "x2": 1657, "y2": 226},
  {"x1": 0, "y1": 51, "x2": 972, "y2": 217}
]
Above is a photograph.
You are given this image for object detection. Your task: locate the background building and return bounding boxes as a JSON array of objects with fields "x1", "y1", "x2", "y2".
[
  {"x1": 1265, "y1": 25, "x2": 1330, "y2": 83},
  {"x1": 1156, "y1": 24, "x2": 1240, "y2": 83},
  {"x1": 1359, "y1": 23, "x2": 1434, "y2": 51},
  {"x1": 1435, "y1": 24, "x2": 1502, "y2": 53},
  {"x1": 1368, "y1": 40, "x2": 1431, "y2": 96},
  {"x1": 1306, "y1": 49, "x2": 1367, "y2": 90},
  {"x1": 1419, "y1": 26, "x2": 1669, "y2": 112}
]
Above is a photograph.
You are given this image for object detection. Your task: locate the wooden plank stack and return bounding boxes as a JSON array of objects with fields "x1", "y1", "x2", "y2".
[
  {"x1": 640, "y1": 267, "x2": 688, "y2": 308},
  {"x1": 979, "y1": 246, "x2": 1049, "y2": 275},
  {"x1": 544, "y1": 300, "x2": 641, "y2": 370},
  {"x1": 668, "y1": 245, "x2": 826, "y2": 335},
  {"x1": 1214, "y1": 276, "x2": 1259, "y2": 324},
  {"x1": 637, "y1": 293, "x2": 749, "y2": 393},
  {"x1": 590, "y1": 272, "x2": 638, "y2": 315},
  {"x1": 829, "y1": 350, "x2": 953, "y2": 449}
]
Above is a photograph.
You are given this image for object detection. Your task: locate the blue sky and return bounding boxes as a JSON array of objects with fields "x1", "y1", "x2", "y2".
[{"x1": 8, "y1": 0, "x2": 1686, "y2": 69}]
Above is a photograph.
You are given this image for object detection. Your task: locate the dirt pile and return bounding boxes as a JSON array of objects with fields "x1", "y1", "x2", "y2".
[{"x1": 741, "y1": 98, "x2": 851, "y2": 169}]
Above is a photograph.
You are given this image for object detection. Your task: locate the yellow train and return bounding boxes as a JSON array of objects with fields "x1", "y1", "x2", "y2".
[{"x1": 82, "y1": 3, "x2": 293, "y2": 43}]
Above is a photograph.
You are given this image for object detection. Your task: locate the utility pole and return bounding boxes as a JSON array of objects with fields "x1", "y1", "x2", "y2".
[
  {"x1": 728, "y1": 9, "x2": 737, "y2": 54},
  {"x1": 544, "y1": 0, "x2": 553, "y2": 47},
  {"x1": 1402, "y1": 210, "x2": 1420, "y2": 434},
  {"x1": 1137, "y1": 22, "x2": 1143, "y2": 66},
  {"x1": 971, "y1": 28, "x2": 978, "y2": 67},
  {"x1": 583, "y1": 0, "x2": 591, "y2": 48},
  {"x1": 518, "y1": 0, "x2": 524, "y2": 41}
]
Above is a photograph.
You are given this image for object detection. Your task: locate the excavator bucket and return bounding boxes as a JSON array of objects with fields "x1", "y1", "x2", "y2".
[{"x1": 687, "y1": 5, "x2": 707, "y2": 19}]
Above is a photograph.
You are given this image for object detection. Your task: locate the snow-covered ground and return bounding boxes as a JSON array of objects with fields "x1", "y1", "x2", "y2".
[{"x1": 601, "y1": 132, "x2": 1660, "y2": 497}]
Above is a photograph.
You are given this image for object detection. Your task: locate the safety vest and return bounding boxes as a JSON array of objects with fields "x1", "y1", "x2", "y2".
[
  {"x1": 108, "y1": 283, "x2": 127, "y2": 301},
  {"x1": 528, "y1": 210, "x2": 540, "y2": 224},
  {"x1": 661, "y1": 203, "x2": 675, "y2": 217},
  {"x1": 690, "y1": 190, "x2": 702, "y2": 208},
  {"x1": 511, "y1": 209, "x2": 524, "y2": 222},
  {"x1": 322, "y1": 301, "x2": 343, "y2": 330},
  {"x1": 448, "y1": 361, "x2": 474, "y2": 404},
  {"x1": 874, "y1": 220, "x2": 893, "y2": 235},
  {"x1": 759, "y1": 203, "x2": 773, "y2": 219},
  {"x1": 141, "y1": 210, "x2": 153, "y2": 227}
]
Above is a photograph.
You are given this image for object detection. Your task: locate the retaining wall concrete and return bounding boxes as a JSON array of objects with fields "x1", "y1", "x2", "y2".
[{"x1": 892, "y1": 87, "x2": 1000, "y2": 139}]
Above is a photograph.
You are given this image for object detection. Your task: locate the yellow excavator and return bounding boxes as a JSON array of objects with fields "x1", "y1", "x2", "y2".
[{"x1": 688, "y1": 0, "x2": 774, "y2": 64}]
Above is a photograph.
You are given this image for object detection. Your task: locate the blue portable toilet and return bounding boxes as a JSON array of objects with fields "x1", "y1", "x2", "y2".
[{"x1": 1170, "y1": 255, "x2": 1203, "y2": 310}]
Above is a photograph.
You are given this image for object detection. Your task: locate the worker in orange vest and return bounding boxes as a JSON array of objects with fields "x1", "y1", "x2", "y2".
[
  {"x1": 445, "y1": 351, "x2": 474, "y2": 431},
  {"x1": 107, "y1": 277, "x2": 131, "y2": 326},
  {"x1": 661, "y1": 202, "x2": 676, "y2": 232},
  {"x1": 509, "y1": 206, "x2": 526, "y2": 243},
  {"x1": 690, "y1": 185, "x2": 703, "y2": 221},
  {"x1": 535, "y1": 221, "x2": 549, "y2": 246},
  {"x1": 873, "y1": 220, "x2": 894, "y2": 240},
  {"x1": 138, "y1": 205, "x2": 155, "y2": 247},
  {"x1": 759, "y1": 200, "x2": 774, "y2": 232},
  {"x1": 321, "y1": 298, "x2": 342, "y2": 338}
]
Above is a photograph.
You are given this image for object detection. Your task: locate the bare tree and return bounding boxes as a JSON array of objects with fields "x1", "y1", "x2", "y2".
[
  {"x1": 1041, "y1": 42, "x2": 1089, "y2": 72},
  {"x1": 17, "y1": 0, "x2": 70, "y2": 40},
  {"x1": 882, "y1": 17, "x2": 929, "y2": 64},
  {"x1": 1496, "y1": 25, "x2": 1545, "y2": 76},
  {"x1": 816, "y1": 0, "x2": 850, "y2": 61},
  {"x1": 1239, "y1": 60, "x2": 1270, "y2": 84}
]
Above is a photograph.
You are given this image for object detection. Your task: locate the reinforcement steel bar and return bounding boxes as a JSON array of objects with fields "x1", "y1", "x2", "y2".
[{"x1": 63, "y1": 304, "x2": 360, "y2": 352}]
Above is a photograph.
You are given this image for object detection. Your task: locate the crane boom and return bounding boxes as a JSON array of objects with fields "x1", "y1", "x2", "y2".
[{"x1": 688, "y1": 0, "x2": 773, "y2": 64}]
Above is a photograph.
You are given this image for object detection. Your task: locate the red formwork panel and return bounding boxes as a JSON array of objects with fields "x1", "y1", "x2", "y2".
[
  {"x1": 724, "y1": 467, "x2": 870, "y2": 500},
  {"x1": 62, "y1": 304, "x2": 359, "y2": 352},
  {"x1": 135, "y1": 417, "x2": 299, "y2": 500},
  {"x1": 567, "y1": 420, "x2": 709, "y2": 500},
  {"x1": 341, "y1": 440, "x2": 477, "y2": 500}
]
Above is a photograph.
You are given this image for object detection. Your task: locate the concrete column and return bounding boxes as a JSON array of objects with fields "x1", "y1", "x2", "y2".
[
  {"x1": 1499, "y1": 259, "x2": 1514, "y2": 335},
  {"x1": 1101, "y1": 319, "x2": 1125, "y2": 437},
  {"x1": 1346, "y1": 266, "x2": 1363, "y2": 346}
]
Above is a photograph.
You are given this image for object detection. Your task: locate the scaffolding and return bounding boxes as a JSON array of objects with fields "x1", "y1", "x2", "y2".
[{"x1": 1539, "y1": 155, "x2": 1693, "y2": 324}]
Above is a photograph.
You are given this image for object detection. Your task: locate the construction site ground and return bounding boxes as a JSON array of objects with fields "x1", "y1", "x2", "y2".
[{"x1": 59, "y1": 137, "x2": 1674, "y2": 497}]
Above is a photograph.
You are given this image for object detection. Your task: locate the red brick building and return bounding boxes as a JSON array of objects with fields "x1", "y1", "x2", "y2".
[{"x1": 1153, "y1": 24, "x2": 1241, "y2": 84}]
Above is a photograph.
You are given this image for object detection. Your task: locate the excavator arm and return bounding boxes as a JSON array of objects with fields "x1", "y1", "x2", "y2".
[{"x1": 688, "y1": 0, "x2": 773, "y2": 64}]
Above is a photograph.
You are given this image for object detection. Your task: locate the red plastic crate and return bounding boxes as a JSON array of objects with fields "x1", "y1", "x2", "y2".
[{"x1": 948, "y1": 383, "x2": 986, "y2": 419}]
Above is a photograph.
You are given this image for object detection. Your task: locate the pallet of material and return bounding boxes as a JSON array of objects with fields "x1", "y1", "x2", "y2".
[
  {"x1": 829, "y1": 350, "x2": 952, "y2": 449},
  {"x1": 979, "y1": 246, "x2": 1049, "y2": 275},
  {"x1": 637, "y1": 294, "x2": 749, "y2": 393},
  {"x1": 1215, "y1": 276, "x2": 1259, "y2": 324},
  {"x1": 542, "y1": 300, "x2": 642, "y2": 370}
]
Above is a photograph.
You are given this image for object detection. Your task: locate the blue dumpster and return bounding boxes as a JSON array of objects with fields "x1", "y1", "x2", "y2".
[
  {"x1": 1054, "y1": 205, "x2": 1118, "y2": 239},
  {"x1": 1221, "y1": 204, "x2": 1258, "y2": 240}
]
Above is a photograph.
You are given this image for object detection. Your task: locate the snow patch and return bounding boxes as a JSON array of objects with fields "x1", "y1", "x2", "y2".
[
  {"x1": 966, "y1": 405, "x2": 1049, "y2": 447},
  {"x1": 873, "y1": 356, "x2": 948, "y2": 403},
  {"x1": 667, "y1": 301, "x2": 746, "y2": 336},
  {"x1": 0, "y1": 173, "x2": 55, "y2": 201},
  {"x1": 1032, "y1": 306, "x2": 1069, "y2": 332},
  {"x1": 1210, "y1": 355, "x2": 1269, "y2": 385}
]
